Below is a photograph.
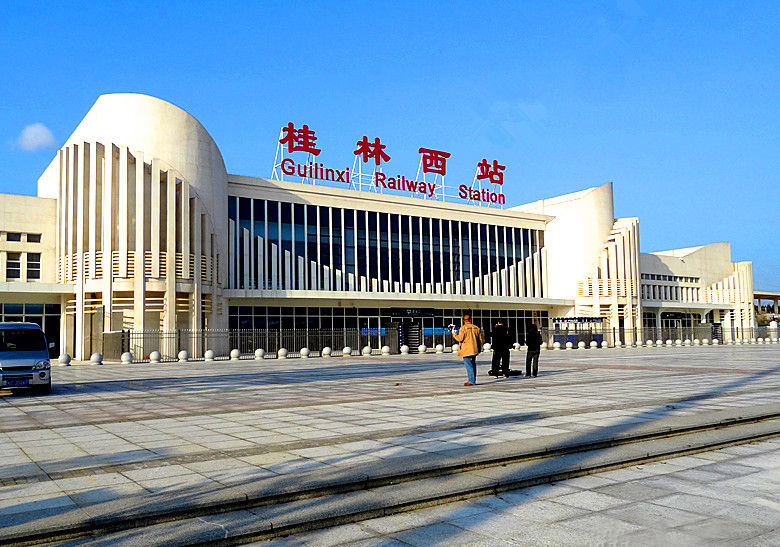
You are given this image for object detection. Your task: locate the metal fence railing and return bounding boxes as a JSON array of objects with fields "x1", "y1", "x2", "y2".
[
  {"x1": 121, "y1": 327, "x2": 410, "y2": 362},
  {"x1": 118, "y1": 326, "x2": 778, "y2": 362},
  {"x1": 539, "y1": 327, "x2": 779, "y2": 348}
]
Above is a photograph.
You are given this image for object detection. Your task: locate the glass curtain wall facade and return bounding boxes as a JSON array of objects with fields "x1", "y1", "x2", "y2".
[
  {"x1": 229, "y1": 305, "x2": 549, "y2": 346},
  {"x1": 228, "y1": 197, "x2": 545, "y2": 298}
]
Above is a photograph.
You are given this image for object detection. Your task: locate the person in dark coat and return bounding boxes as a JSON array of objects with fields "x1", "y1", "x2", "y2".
[
  {"x1": 490, "y1": 318, "x2": 512, "y2": 378},
  {"x1": 525, "y1": 323, "x2": 543, "y2": 377}
]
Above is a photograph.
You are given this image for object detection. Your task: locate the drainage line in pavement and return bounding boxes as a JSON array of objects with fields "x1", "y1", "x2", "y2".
[{"x1": 6, "y1": 410, "x2": 779, "y2": 547}]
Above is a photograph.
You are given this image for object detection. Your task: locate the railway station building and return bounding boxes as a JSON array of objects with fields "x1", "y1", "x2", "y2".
[{"x1": 0, "y1": 94, "x2": 757, "y2": 359}]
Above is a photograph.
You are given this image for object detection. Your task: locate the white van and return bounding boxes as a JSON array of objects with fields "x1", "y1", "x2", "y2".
[{"x1": 0, "y1": 323, "x2": 52, "y2": 394}]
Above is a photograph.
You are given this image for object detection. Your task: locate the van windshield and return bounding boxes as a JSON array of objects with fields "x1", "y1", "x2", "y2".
[{"x1": 0, "y1": 329, "x2": 46, "y2": 352}]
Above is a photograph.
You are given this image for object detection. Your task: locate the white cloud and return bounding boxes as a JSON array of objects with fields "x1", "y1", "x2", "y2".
[{"x1": 17, "y1": 123, "x2": 56, "y2": 151}]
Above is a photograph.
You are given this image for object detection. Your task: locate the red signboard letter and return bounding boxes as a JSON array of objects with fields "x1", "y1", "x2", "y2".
[
  {"x1": 354, "y1": 136, "x2": 391, "y2": 166},
  {"x1": 476, "y1": 158, "x2": 506, "y2": 185},
  {"x1": 279, "y1": 122, "x2": 321, "y2": 155},
  {"x1": 418, "y1": 148, "x2": 451, "y2": 176}
]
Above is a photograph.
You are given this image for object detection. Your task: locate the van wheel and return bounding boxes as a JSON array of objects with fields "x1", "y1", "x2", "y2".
[{"x1": 33, "y1": 384, "x2": 51, "y2": 395}]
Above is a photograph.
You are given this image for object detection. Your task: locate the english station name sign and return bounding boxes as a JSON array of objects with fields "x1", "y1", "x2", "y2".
[{"x1": 273, "y1": 122, "x2": 507, "y2": 205}]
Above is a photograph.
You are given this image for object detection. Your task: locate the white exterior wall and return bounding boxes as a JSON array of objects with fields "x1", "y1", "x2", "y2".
[
  {"x1": 640, "y1": 243, "x2": 755, "y2": 332},
  {"x1": 511, "y1": 182, "x2": 616, "y2": 301},
  {"x1": 34, "y1": 94, "x2": 229, "y2": 358}
]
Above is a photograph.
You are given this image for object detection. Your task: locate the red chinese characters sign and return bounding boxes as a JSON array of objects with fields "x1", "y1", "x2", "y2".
[{"x1": 275, "y1": 122, "x2": 506, "y2": 205}]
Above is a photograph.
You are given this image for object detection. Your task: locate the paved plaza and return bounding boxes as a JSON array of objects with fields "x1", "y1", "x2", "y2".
[
  {"x1": 258, "y1": 438, "x2": 780, "y2": 546},
  {"x1": 0, "y1": 345, "x2": 778, "y2": 544}
]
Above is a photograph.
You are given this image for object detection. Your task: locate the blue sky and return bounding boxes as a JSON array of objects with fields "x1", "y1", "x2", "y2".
[{"x1": 0, "y1": 1, "x2": 777, "y2": 287}]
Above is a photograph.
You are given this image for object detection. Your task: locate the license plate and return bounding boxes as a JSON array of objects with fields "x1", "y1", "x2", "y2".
[{"x1": 6, "y1": 379, "x2": 29, "y2": 387}]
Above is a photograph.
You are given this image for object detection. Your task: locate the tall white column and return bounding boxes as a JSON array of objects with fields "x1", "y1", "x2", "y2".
[{"x1": 134, "y1": 151, "x2": 146, "y2": 331}]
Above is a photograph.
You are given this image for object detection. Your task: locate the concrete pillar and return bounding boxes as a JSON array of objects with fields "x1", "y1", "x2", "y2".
[
  {"x1": 118, "y1": 146, "x2": 129, "y2": 278},
  {"x1": 150, "y1": 161, "x2": 161, "y2": 278},
  {"x1": 133, "y1": 151, "x2": 146, "y2": 332},
  {"x1": 163, "y1": 171, "x2": 176, "y2": 334},
  {"x1": 101, "y1": 143, "x2": 115, "y2": 346},
  {"x1": 75, "y1": 143, "x2": 87, "y2": 359}
]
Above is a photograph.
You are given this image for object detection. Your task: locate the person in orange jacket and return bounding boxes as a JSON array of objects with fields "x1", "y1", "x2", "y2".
[{"x1": 451, "y1": 313, "x2": 484, "y2": 386}]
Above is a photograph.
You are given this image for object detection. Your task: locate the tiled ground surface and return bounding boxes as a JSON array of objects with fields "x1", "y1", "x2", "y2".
[
  {"x1": 0, "y1": 346, "x2": 777, "y2": 534},
  {"x1": 259, "y1": 438, "x2": 780, "y2": 546}
]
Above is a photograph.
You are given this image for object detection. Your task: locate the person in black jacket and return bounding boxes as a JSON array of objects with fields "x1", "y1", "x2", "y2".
[
  {"x1": 490, "y1": 319, "x2": 512, "y2": 378},
  {"x1": 525, "y1": 323, "x2": 543, "y2": 377}
]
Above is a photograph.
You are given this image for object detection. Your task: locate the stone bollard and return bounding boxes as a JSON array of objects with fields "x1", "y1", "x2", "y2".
[
  {"x1": 451, "y1": 343, "x2": 459, "y2": 353},
  {"x1": 362, "y1": 346, "x2": 372, "y2": 356},
  {"x1": 666, "y1": 340, "x2": 673, "y2": 347},
  {"x1": 757, "y1": 337, "x2": 764, "y2": 344},
  {"x1": 750, "y1": 338, "x2": 756, "y2": 344},
  {"x1": 577, "y1": 341, "x2": 586, "y2": 349},
  {"x1": 178, "y1": 350, "x2": 189, "y2": 362},
  {"x1": 564, "y1": 341, "x2": 572, "y2": 350},
  {"x1": 675, "y1": 339, "x2": 683, "y2": 347},
  {"x1": 435, "y1": 344, "x2": 444, "y2": 354},
  {"x1": 400, "y1": 345, "x2": 410, "y2": 355},
  {"x1": 230, "y1": 349, "x2": 240, "y2": 361},
  {"x1": 701, "y1": 339, "x2": 709, "y2": 345},
  {"x1": 553, "y1": 341, "x2": 561, "y2": 350},
  {"x1": 204, "y1": 349, "x2": 215, "y2": 362},
  {"x1": 693, "y1": 339, "x2": 700, "y2": 346},
  {"x1": 655, "y1": 340, "x2": 662, "y2": 347},
  {"x1": 342, "y1": 346, "x2": 352, "y2": 357},
  {"x1": 712, "y1": 339, "x2": 719, "y2": 345},
  {"x1": 601, "y1": 340, "x2": 609, "y2": 348},
  {"x1": 149, "y1": 351, "x2": 161, "y2": 363},
  {"x1": 300, "y1": 348, "x2": 310, "y2": 359},
  {"x1": 483, "y1": 343, "x2": 492, "y2": 352},
  {"x1": 645, "y1": 340, "x2": 653, "y2": 347},
  {"x1": 590, "y1": 341, "x2": 598, "y2": 348},
  {"x1": 614, "y1": 340, "x2": 622, "y2": 348},
  {"x1": 58, "y1": 353, "x2": 72, "y2": 366},
  {"x1": 418, "y1": 344, "x2": 428, "y2": 354},
  {"x1": 683, "y1": 339, "x2": 691, "y2": 347},
  {"x1": 322, "y1": 346, "x2": 332, "y2": 357},
  {"x1": 277, "y1": 348, "x2": 288, "y2": 359},
  {"x1": 255, "y1": 348, "x2": 265, "y2": 360},
  {"x1": 734, "y1": 338, "x2": 741, "y2": 345},
  {"x1": 381, "y1": 345, "x2": 391, "y2": 356},
  {"x1": 120, "y1": 352, "x2": 133, "y2": 364},
  {"x1": 90, "y1": 353, "x2": 103, "y2": 365}
]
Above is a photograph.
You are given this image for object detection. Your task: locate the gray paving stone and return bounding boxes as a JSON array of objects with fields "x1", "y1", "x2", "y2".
[{"x1": 606, "y1": 500, "x2": 706, "y2": 528}]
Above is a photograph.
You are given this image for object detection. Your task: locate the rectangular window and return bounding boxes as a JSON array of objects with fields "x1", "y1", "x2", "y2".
[
  {"x1": 422, "y1": 217, "x2": 431, "y2": 288},
  {"x1": 294, "y1": 203, "x2": 305, "y2": 289},
  {"x1": 238, "y1": 197, "x2": 251, "y2": 288},
  {"x1": 253, "y1": 199, "x2": 266, "y2": 289},
  {"x1": 26, "y1": 253, "x2": 41, "y2": 280},
  {"x1": 6, "y1": 233, "x2": 21, "y2": 242},
  {"x1": 412, "y1": 217, "x2": 422, "y2": 289},
  {"x1": 368, "y1": 211, "x2": 378, "y2": 284},
  {"x1": 390, "y1": 214, "x2": 400, "y2": 288},
  {"x1": 6, "y1": 253, "x2": 20, "y2": 279},
  {"x1": 379, "y1": 213, "x2": 389, "y2": 288},
  {"x1": 319, "y1": 206, "x2": 331, "y2": 283},
  {"x1": 331, "y1": 208, "x2": 343, "y2": 279},
  {"x1": 400, "y1": 215, "x2": 410, "y2": 288},
  {"x1": 344, "y1": 209, "x2": 356, "y2": 278},
  {"x1": 280, "y1": 202, "x2": 293, "y2": 287},
  {"x1": 356, "y1": 211, "x2": 367, "y2": 282},
  {"x1": 306, "y1": 205, "x2": 318, "y2": 288},
  {"x1": 266, "y1": 200, "x2": 279, "y2": 289},
  {"x1": 26, "y1": 234, "x2": 41, "y2": 243}
]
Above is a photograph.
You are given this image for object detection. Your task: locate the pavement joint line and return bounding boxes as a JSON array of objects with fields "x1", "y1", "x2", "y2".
[
  {"x1": 2, "y1": 395, "x2": 778, "y2": 486},
  {"x1": 1, "y1": 371, "x2": 776, "y2": 433},
  {"x1": 2, "y1": 411, "x2": 777, "y2": 546}
]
